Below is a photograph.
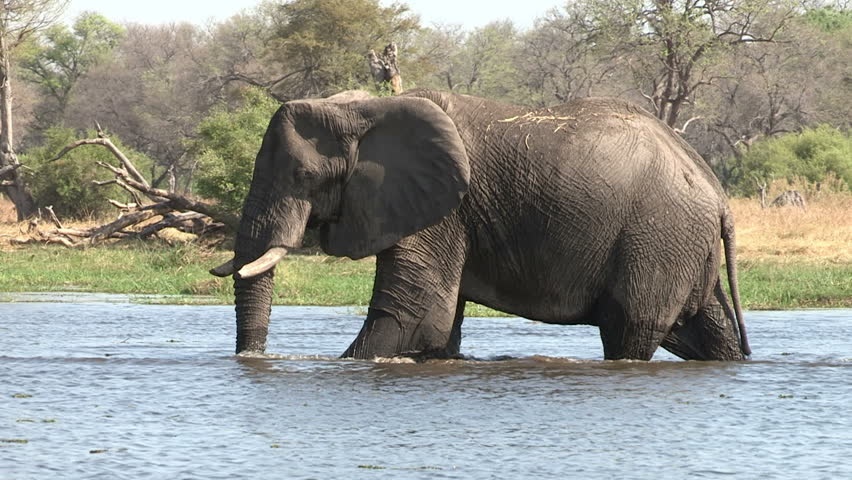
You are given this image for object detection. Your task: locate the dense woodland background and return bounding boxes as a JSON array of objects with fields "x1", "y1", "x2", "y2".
[{"x1": 1, "y1": 0, "x2": 850, "y2": 221}]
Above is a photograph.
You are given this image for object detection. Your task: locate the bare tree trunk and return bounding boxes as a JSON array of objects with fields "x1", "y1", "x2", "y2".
[
  {"x1": 0, "y1": 35, "x2": 36, "y2": 220},
  {"x1": 752, "y1": 175, "x2": 768, "y2": 209},
  {"x1": 367, "y1": 43, "x2": 402, "y2": 95}
]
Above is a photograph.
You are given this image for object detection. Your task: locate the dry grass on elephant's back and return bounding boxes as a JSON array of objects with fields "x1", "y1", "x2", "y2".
[{"x1": 729, "y1": 191, "x2": 852, "y2": 264}]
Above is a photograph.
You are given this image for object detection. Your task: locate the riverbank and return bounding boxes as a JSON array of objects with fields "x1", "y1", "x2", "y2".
[{"x1": 1, "y1": 196, "x2": 850, "y2": 312}]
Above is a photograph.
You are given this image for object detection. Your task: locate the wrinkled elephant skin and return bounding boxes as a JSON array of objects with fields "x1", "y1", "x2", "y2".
[{"x1": 219, "y1": 89, "x2": 750, "y2": 361}]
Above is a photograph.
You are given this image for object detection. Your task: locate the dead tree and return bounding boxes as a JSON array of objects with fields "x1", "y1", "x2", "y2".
[
  {"x1": 10, "y1": 124, "x2": 239, "y2": 248},
  {"x1": 367, "y1": 43, "x2": 402, "y2": 95},
  {"x1": 752, "y1": 175, "x2": 769, "y2": 209},
  {"x1": 770, "y1": 190, "x2": 807, "y2": 209}
]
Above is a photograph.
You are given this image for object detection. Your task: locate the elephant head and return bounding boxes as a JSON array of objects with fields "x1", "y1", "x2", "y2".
[{"x1": 211, "y1": 92, "x2": 470, "y2": 354}]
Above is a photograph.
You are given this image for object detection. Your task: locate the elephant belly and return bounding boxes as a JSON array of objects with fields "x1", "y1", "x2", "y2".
[{"x1": 459, "y1": 263, "x2": 600, "y2": 326}]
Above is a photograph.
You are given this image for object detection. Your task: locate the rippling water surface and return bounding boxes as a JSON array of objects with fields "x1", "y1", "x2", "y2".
[{"x1": 2, "y1": 296, "x2": 851, "y2": 479}]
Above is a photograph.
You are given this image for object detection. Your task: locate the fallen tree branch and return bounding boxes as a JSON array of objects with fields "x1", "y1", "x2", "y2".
[
  {"x1": 107, "y1": 199, "x2": 139, "y2": 210},
  {"x1": 95, "y1": 177, "x2": 146, "y2": 206},
  {"x1": 10, "y1": 234, "x2": 77, "y2": 248},
  {"x1": 51, "y1": 124, "x2": 150, "y2": 189},
  {"x1": 4, "y1": 124, "x2": 242, "y2": 249},
  {"x1": 138, "y1": 211, "x2": 207, "y2": 238},
  {"x1": 120, "y1": 178, "x2": 237, "y2": 229},
  {"x1": 47, "y1": 126, "x2": 240, "y2": 235},
  {"x1": 52, "y1": 228, "x2": 95, "y2": 237},
  {"x1": 87, "y1": 204, "x2": 173, "y2": 244}
]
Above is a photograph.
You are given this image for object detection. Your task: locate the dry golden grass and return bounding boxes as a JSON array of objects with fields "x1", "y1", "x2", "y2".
[
  {"x1": 0, "y1": 219, "x2": 100, "y2": 249},
  {"x1": 730, "y1": 194, "x2": 852, "y2": 264}
]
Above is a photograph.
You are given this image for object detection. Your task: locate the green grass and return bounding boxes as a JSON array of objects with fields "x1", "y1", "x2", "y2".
[
  {"x1": 734, "y1": 259, "x2": 852, "y2": 309},
  {"x1": 1, "y1": 242, "x2": 850, "y2": 311},
  {"x1": 0, "y1": 242, "x2": 234, "y2": 299}
]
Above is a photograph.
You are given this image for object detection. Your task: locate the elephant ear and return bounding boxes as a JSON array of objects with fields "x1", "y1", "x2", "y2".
[{"x1": 321, "y1": 96, "x2": 470, "y2": 259}]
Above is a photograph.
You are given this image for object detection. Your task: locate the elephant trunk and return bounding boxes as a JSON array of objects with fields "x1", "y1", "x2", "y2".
[
  {"x1": 231, "y1": 194, "x2": 309, "y2": 354},
  {"x1": 234, "y1": 271, "x2": 275, "y2": 353},
  {"x1": 231, "y1": 191, "x2": 275, "y2": 354}
]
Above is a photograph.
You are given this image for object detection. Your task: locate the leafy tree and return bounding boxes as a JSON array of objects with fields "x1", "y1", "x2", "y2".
[
  {"x1": 20, "y1": 12, "x2": 124, "y2": 126},
  {"x1": 400, "y1": 24, "x2": 465, "y2": 91},
  {"x1": 21, "y1": 126, "x2": 153, "y2": 218},
  {"x1": 452, "y1": 21, "x2": 523, "y2": 102},
  {"x1": 191, "y1": 87, "x2": 280, "y2": 214},
  {"x1": 405, "y1": 21, "x2": 529, "y2": 104},
  {"x1": 804, "y1": 4, "x2": 852, "y2": 31},
  {"x1": 209, "y1": 0, "x2": 420, "y2": 101}
]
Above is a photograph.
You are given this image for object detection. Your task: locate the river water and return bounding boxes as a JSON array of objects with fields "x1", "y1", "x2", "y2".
[{"x1": 2, "y1": 296, "x2": 851, "y2": 479}]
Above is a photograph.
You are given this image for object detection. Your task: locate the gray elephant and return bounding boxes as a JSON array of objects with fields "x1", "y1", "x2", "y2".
[{"x1": 211, "y1": 88, "x2": 751, "y2": 361}]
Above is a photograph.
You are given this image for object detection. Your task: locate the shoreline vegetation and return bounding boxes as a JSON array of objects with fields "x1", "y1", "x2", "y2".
[{"x1": 1, "y1": 197, "x2": 850, "y2": 314}]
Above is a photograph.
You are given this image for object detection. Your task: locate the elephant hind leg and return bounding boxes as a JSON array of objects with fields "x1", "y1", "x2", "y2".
[
  {"x1": 444, "y1": 297, "x2": 466, "y2": 358},
  {"x1": 661, "y1": 281, "x2": 746, "y2": 361},
  {"x1": 595, "y1": 296, "x2": 674, "y2": 360}
]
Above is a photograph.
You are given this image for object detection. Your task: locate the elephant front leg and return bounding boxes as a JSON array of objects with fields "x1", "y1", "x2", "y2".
[
  {"x1": 341, "y1": 305, "x2": 461, "y2": 359},
  {"x1": 341, "y1": 307, "x2": 416, "y2": 358},
  {"x1": 341, "y1": 232, "x2": 466, "y2": 360}
]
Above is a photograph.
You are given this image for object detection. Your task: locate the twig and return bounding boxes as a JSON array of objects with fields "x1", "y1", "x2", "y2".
[
  {"x1": 107, "y1": 199, "x2": 138, "y2": 210},
  {"x1": 44, "y1": 206, "x2": 63, "y2": 229}
]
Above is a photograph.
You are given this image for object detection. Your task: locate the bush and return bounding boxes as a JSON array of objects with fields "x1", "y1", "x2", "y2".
[
  {"x1": 21, "y1": 127, "x2": 154, "y2": 219},
  {"x1": 729, "y1": 125, "x2": 852, "y2": 196},
  {"x1": 191, "y1": 88, "x2": 281, "y2": 214}
]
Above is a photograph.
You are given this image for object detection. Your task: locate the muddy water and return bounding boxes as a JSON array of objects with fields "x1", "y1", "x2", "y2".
[{"x1": 2, "y1": 297, "x2": 851, "y2": 478}]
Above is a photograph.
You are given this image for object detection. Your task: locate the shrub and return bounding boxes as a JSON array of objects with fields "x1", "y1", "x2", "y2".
[
  {"x1": 729, "y1": 125, "x2": 852, "y2": 196},
  {"x1": 21, "y1": 127, "x2": 154, "y2": 219},
  {"x1": 191, "y1": 88, "x2": 281, "y2": 215}
]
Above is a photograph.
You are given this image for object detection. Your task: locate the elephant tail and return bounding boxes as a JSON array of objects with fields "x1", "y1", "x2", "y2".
[{"x1": 722, "y1": 209, "x2": 751, "y2": 356}]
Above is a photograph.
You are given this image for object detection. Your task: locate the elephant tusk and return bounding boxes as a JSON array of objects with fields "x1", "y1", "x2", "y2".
[
  {"x1": 209, "y1": 259, "x2": 236, "y2": 277},
  {"x1": 235, "y1": 247, "x2": 288, "y2": 279}
]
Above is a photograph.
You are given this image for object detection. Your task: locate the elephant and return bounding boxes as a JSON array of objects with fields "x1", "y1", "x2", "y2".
[{"x1": 210, "y1": 88, "x2": 751, "y2": 361}]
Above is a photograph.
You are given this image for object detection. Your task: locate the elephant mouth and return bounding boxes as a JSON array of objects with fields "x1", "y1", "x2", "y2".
[{"x1": 210, "y1": 247, "x2": 289, "y2": 279}]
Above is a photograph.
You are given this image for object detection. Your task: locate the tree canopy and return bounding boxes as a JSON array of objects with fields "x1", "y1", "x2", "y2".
[{"x1": 2, "y1": 0, "x2": 850, "y2": 219}]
